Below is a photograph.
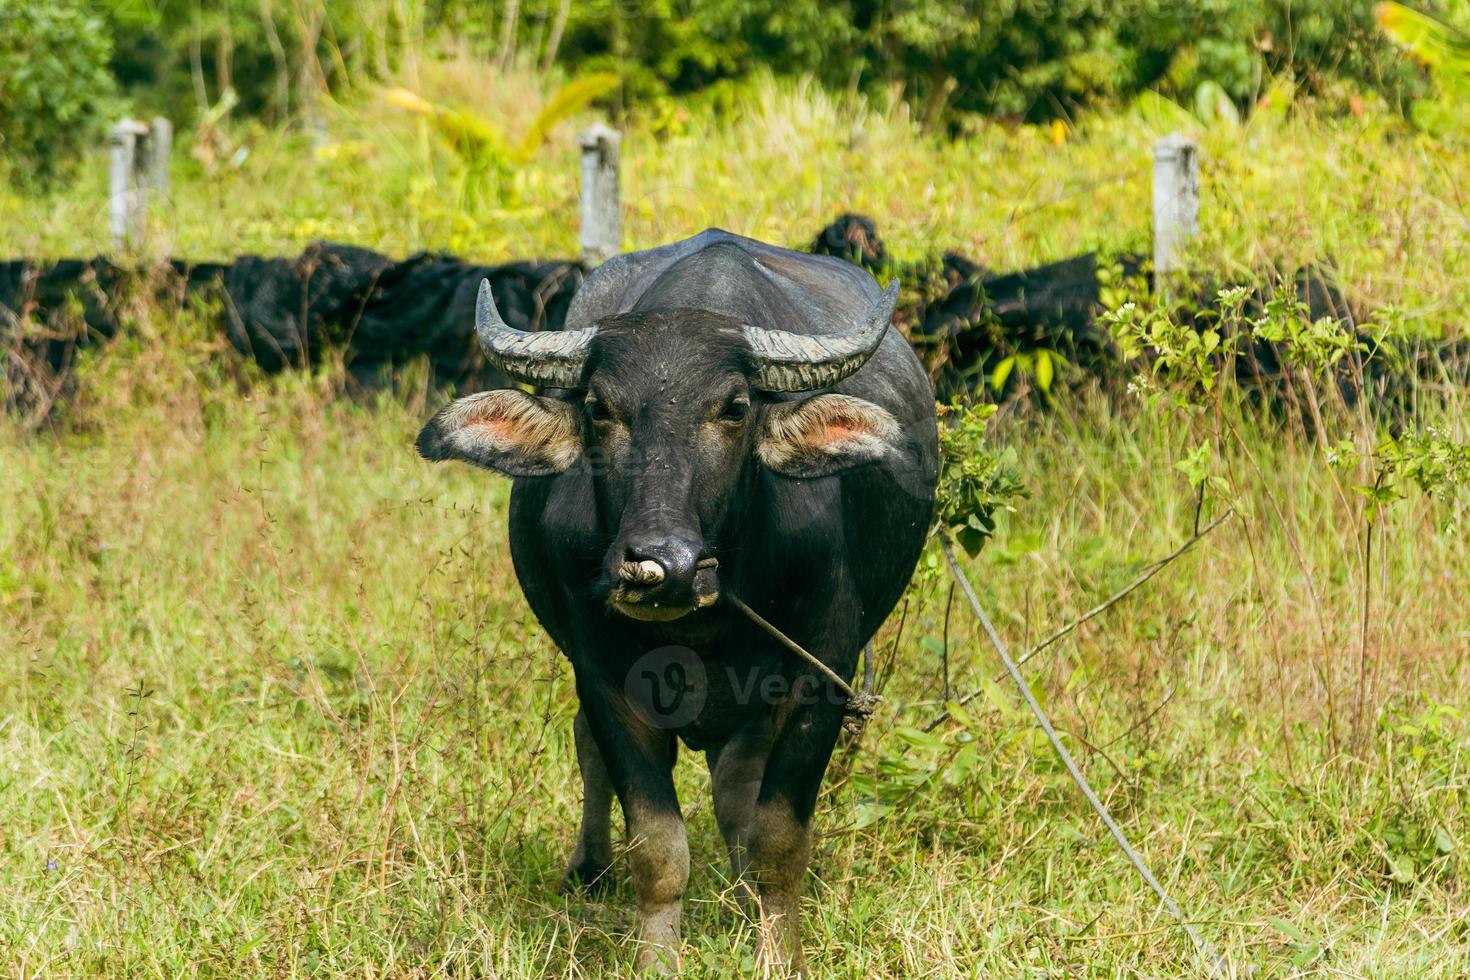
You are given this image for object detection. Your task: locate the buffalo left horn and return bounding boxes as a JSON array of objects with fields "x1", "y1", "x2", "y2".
[
  {"x1": 475, "y1": 278, "x2": 595, "y2": 388},
  {"x1": 741, "y1": 279, "x2": 899, "y2": 392}
]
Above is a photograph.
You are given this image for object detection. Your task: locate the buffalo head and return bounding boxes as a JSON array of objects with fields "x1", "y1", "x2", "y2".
[{"x1": 418, "y1": 279, "x2": 906, "y2": 622}]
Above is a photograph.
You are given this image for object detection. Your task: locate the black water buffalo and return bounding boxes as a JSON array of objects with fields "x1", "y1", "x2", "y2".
[{"x1": 417, "y1": 229, "x2": 938, "y2": 973}]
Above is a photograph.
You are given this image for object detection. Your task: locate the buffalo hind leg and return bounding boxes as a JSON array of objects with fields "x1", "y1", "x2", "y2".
[
  {"x1": 563, "y1": 708, "x2": 615, "y2": 892},
  {"x1": 706, "y1": 717, "x2": 775, "y2": 908},
  {"x1": 750, "y1": 796, "x2": 815, "y2": 976},
  {"x1": 748, "y1": 678, "x2": 848, "y2": 977}
]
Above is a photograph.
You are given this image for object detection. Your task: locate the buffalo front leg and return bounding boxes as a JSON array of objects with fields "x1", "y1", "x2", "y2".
[
  {"x1": 580, "y1": 697, "x2": 689, "y2": 973},
  {"x1": 623, "y1": 794, "x2": 689, "y2": 973},
  {"x1": 563, "y1": 708, "x2": 615, "y2": 891}
]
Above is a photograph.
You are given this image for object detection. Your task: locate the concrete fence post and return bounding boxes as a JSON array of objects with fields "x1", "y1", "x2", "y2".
[
  {"x1": 148, "y1": 116, "x2": 173, "y2": 197},
  {"x1": 579, "y1": 124, "x2": 622, "y2": 265},
  {"x1": 1152, "y1": 133, "x2": 1200, "y2": 278},
  {"x1": 108, "y1": 118, "x2": 150, "y2": 252}
]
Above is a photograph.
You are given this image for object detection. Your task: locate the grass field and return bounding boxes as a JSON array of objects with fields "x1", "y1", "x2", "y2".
[{"x1": 3, "y1": 67, "x2": 1469, "y2": 976}]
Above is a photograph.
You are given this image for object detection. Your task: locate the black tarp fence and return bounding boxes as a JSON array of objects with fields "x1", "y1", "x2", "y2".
[
  {"x1": 3, "y1": 214, "x2": 1464, "y2": 422},
  {"x1": 1, "y1": 244, "x2": 584, "y2": 417}
]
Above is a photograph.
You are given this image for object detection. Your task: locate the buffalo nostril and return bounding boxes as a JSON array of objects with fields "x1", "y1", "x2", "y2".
[
  {"x1": 621, "y1": 536, "x2": 702, "y2": 594},
  {"x1": 619, "y1": 559, "x2": 665, "y2": 586}
]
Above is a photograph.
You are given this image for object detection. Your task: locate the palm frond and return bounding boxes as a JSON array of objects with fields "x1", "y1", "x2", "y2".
[
  {"x1": 1376, "y1": 2, "x2": 1470, "y2": 81},
  {"x1": 516, "y1": 73, "x2": 621, "y2": 160}
]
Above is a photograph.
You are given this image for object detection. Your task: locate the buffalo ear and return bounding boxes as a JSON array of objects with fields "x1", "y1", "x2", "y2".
[
  {"x1": 758, "y1": 393, "x2": 902, "y2": 478},
  {"x1": 417, "y1": 389, "x2": 582, "y2": 477}
]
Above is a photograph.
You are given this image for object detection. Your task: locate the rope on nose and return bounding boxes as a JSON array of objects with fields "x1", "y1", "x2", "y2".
[
  {"x1": 719, "y1": 569, "x2": 881, "y2": 734},
  {"x1": 618, "y1": 559, "x2": 666, "y2": 586}
]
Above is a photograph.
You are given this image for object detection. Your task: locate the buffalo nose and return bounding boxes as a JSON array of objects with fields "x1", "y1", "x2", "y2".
[{"x1": 620, "y1": 536, "x2": 701, "y2": 597}]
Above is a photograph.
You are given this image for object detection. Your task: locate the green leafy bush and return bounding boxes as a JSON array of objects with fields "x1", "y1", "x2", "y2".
[
  {"x1": 1376, "y1": 1, "x2": 1470, "y2": 138},
  {"x1": 0, "y1": 0, "x2": 117, "y2": 176},
  {"x1": 932, "y1": 399, "x2": 1027, "y2": 557},
  {"x1": 540, "y1": 0, "x2": 1421, "y2": 123},
  {"x1": 0, "y1": 0, "x2": 1444, "y2": 175}
]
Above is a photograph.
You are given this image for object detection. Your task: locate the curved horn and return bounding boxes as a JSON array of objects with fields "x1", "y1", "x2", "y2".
[
  {"x1": 741, "y1": 279, "x2": 899, "y2": 392},
  {"x1": 475, "y1": 279, "x2": 595, "y2": 388}
]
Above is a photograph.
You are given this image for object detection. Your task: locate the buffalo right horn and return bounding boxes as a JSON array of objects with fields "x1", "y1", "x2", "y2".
[
  {"x1": 741, "y1": 279, "x2": 899, "y2": 392},
  {"x1": 475, "y1": 279, "x2": 595, "y2": 388}
]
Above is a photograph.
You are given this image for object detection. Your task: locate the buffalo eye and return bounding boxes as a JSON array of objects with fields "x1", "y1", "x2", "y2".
[
  {"x1": 585, "y1": 396, "x2": 613, "y2": 423},
  {"x1": 719, "y1": 397, "x2": 750, "y2": 423}
]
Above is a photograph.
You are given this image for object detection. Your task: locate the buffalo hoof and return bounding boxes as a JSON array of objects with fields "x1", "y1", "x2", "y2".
[
  {"x1": 634, "y1": 943, "x2": 681, "y2": 975},
  {"x1": 561, "y1": 859, "x2": 614, "y2": 895}
]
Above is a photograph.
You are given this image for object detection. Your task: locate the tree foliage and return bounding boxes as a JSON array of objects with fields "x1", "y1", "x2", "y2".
[
  {"x1": 0, "y1": 0, "x2": 117, "y2": 176},
  {"x1": 1376, "y1": 1, "x2": 1470, "y2": 137},
  {"x1": 544, "y1": 0, "x2": 1425, "y2": 122},
  {"x1": 0, "y1": 0, "x2": 1448, "y2": 175}
]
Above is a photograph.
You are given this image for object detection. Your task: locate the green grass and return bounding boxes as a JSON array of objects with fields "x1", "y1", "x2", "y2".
[{"x1": 3, "y1": 68, "x2": 1470, "y2": 976}]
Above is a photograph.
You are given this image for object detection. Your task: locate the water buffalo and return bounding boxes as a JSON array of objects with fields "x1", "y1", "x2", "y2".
[{"x1": 417, "y1": 229, "x2": 938, "y2": 973}]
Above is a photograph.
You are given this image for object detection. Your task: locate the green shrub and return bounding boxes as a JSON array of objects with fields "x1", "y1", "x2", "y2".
[
  {"x1": 0, "y1": 0, "x2": 1442, "y2": 177},
  {"x1": 536, "y1": 0, "x2": 1424, "y2": 123},
  {"x1": 0, "y1": 0, "x2": 117, "y2": 176}
]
